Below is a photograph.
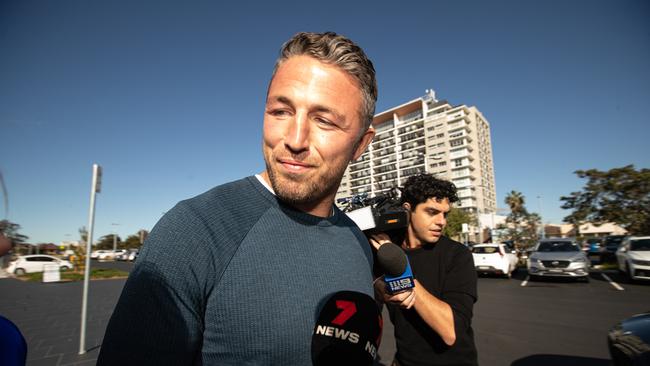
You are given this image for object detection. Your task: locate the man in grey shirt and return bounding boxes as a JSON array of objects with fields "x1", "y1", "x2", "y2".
[{"x1": 98, "y1": 31, "x2": 378, "y2": 365}]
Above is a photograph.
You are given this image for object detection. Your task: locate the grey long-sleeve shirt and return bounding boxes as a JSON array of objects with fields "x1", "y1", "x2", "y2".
[{"x1": 97, "y1": 176, "x2": 374, "y2": 365}]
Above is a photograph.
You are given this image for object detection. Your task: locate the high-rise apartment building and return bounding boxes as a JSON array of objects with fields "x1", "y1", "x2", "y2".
[{"x1": 336, "y1": 90, "x2": 497, "y2": 215}]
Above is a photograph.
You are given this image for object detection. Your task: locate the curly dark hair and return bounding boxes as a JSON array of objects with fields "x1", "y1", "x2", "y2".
[{"x1": 400, "y1": 173, "x2": 459, "y2": 209}]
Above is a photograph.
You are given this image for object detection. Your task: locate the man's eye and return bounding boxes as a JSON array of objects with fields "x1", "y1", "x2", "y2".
[
  {"x1": 270, "y1": 109, "x2": 291, "y2": 117},
  {"x1": 315, "y1": 117, "x2": 334, "y2": 126}
]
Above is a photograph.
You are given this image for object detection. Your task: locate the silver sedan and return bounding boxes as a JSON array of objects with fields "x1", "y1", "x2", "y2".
[{"x1": 527, "y1": 239, "x2": 590, "y2": 282}]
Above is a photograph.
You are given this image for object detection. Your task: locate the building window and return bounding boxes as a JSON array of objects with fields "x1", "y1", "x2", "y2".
[{"x1": 450, "y1": 139, "x2": 464, "y2": 147}]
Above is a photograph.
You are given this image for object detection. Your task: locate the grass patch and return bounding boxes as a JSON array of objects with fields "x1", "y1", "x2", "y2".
[{"x1": 18, "y1": 268, "x2": 129, "y2": 282}]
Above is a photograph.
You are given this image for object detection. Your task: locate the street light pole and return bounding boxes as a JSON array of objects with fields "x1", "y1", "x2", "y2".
[{"x1": 79, "y1": 163, "x2": 101, "y2": 355}]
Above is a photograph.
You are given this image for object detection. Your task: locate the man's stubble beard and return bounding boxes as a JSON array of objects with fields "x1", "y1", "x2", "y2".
[{"x1": 263, "y1": 150, "x2": 349, "y2": 209}]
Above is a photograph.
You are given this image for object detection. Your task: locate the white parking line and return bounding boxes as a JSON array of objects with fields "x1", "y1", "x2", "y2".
[
  {"x1": 521, "y1": 276, "x2": 529, "y2": 287},
  {"x1": 601, "y1": 273, "x2": 624, "y2": 291}
]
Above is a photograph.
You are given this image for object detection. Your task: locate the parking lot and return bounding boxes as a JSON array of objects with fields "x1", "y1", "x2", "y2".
[{"x1": 1, "y1": 262, "x2": 649, "y2": 366}]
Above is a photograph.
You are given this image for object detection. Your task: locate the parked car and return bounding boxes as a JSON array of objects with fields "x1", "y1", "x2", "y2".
[
  {"x1": 604, "y1": 235, "x2": 626, "y2": 253},
  {"x1": 7, "y1": 255, "x2": 74, "y2": 275},
  {"x1": 527, "y1": 238, "x2": 590, "y2": 282},
  {"x1": 127, "y1": 249, "x2": 139, "y2": 262},
  {"x1": 608, "y1": 311, "x2": 650, "y2": 365},
  {"x1": 472, "y1": 243, "x2": 518, "y2": 278},
  {"x1": 97, "y1": 250, "x2": 126, "y2": 261},
  {"x1": 116, "y1": 249, "x2": 138, "y2": 261},
  {"x1": 601, "y1": 235, "x2": 626, "y2": 262},
  {"x1": 90, "y1": 250, "x2": 110, "y2": 259},
  {"x1": 616, "y1": 236, "x2": 650, "y2": 281}
]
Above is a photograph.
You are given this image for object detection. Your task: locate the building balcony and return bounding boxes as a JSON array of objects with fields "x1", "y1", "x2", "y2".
[
  {"x1": 399, "y1": 138, "x2": 425, "y2": 152},
  {"x1": 374, "y1": 163, "x2": 397, "y2": 175},
  {"x1": 350, "y1": 171, "x2": 371, "y2": 180},
  {"x1": 351, "y1": 186, "x2": 371, "y2": 195},
  {"x1": 397, "y1": 121, "x2": 424, "y2": 135},
  {"x1": 350, "y1": 177, "x2": 372, "y2": 187},
  {"x1": 372, "y1": 137, "x2": 396, "y2": 150},
  {"x1": 373, "y1": 132, "x2": 394, "y2": 143},
  {"x1": 350, "y1": 162, "x2": 371, "y2": 172}
]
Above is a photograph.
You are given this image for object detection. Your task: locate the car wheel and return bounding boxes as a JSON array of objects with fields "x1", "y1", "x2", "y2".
[
  {"x1": 14, "y1": 268, "x2": 25, "y2": 276},
  {"x1": 60, "y1": 266, "x2": 70, "y2": 271}
]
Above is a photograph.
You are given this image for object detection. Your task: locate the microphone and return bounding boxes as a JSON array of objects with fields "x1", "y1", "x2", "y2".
[
  {"x1": 376, "y1": 243, "x2": 415, "y2": 294},
  {"x1": 311, "y1": 291, "x2": 383, "y2": 366}
]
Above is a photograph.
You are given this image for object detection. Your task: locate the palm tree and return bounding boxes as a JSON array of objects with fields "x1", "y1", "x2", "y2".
[{"x1": 505, "y1": 190, "x2": 525, "y2": 214}]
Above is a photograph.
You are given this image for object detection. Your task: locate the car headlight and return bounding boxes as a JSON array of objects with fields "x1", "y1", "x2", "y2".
[
  {"x1": 631, "y1": 259, "x2": 650, "y2": 266},
  {"x1": 572, "y1": 257, "x2": 587, "y2": 263},
  {"x1": 529, "y1": 257, "x2": 541, "y2": 264}
]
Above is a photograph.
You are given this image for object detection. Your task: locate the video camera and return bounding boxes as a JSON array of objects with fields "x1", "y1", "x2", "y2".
[{"x1": 338, "y1": 187, "x2": 409, "y2": 244}]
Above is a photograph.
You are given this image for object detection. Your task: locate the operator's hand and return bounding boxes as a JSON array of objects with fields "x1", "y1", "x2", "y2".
[
  {"x1": 368, "y1": 232, "x2": 393, "y2": 251},
  {"x1": 373, "y1": 276, "x2": 416, "y2": 309}
]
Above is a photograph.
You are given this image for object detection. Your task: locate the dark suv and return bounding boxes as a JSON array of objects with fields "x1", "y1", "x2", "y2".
[{"x1": 601, "y1": 235, "x2": 626, "y2": 262}]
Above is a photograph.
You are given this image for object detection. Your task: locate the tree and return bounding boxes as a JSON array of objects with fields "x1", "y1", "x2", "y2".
[
  {"x1": 122, "y1": 234, "x2": 143, "y2": 249},
  {"x1": 95, "y1": 234, "x2": 121, "y2": 250},
  {"x1": 79, "y1": 226, "x2": 88, "y2": 245},
  {"x1": 443, "y1": 207, "x2": 477, "y2": 240},
  {"x1": 505, "y1": 190, "x2": 525, "y2": 214},
  {"x1": 502, "y1": 191, "x2": 539, "y2": 249},
  {"x1": 561, "y1": 165, "x2": 650, "y2": 235},
  {"x1": 0, "y1": 219, "x2": 29, "y2": 245}
]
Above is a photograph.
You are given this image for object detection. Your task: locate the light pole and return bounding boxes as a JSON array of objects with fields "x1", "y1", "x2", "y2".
[{"x1": 80, "y1": 163, "x2": 101, "y2": 355}]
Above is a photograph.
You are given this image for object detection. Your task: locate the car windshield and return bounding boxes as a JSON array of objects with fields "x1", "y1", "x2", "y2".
[
  {"x1": 537, "y1": 242, "x2": 579, "y2": 252},
  {"x1": 473, "y1": 246, "x2": 499, "y2": 254},
  {"x1": 631, "y1": 239, "x2": 650, "y2": 251}
]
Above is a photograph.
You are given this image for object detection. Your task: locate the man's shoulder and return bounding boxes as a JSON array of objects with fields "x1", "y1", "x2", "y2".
[
  {"x1": 186, "y1": 176, "x2": 259, "y2": 205},
  {"x1": 436, "y1": 236, "x2": 473, "y2": 260},
  {"x1": 438, "y1": 236, "x2": 467, "y2": 250},
  {"x1": 150, "y1": 176, "x2": 270, "y2": 248}
]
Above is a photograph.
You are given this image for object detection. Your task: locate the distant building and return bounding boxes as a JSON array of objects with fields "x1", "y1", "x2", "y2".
[
  {"x1": 59, "y1": 240, "x2": 81, "y2": 249},
  {"x1": 578, "y1": 222, "x2": 627, "y2": 237},
  {"x1": 336, "y1": 90, "x2": 497, "y2": 215},
  {"x1": 544, "y1": 224, "x2": 577, "y2": 238},
  {"x1": 478, "y1": 213, "x2": 508, "y2": 242},
  {"x1": 542, "y1": 222, "x2": 627, "y2": 238}
]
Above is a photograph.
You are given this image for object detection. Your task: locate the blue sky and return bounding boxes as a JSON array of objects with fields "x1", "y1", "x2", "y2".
[{"x1": 1, "y1": 0, "x2": 649, "y2": 244}]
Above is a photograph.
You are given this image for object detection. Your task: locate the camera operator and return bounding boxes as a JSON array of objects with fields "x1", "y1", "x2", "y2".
[{"x1": 369, "y1": 173, "x2": 478, "y2": 366}]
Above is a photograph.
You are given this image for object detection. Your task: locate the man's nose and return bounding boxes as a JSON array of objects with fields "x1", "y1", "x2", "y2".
[
  {"x1": 435, "y1": 214, "x2": 446, "y2": 227},
  {"x1": 285, "y1": 111, "x2": 310, "y2": 153}
]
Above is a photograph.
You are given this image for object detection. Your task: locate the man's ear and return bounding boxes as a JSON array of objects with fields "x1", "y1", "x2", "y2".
[
  {"x1": 402, "y1": 202, "x2": 411, "y2": 211},
  {"x1": 351, "y1": 126, "x2": 375, "y2": 161}
]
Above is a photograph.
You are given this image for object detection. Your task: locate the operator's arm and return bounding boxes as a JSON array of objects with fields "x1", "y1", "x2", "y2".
[
  {"x1": 412, "y1": 279, "x2": 456, "y2": 345},
  {"x1": 412, "y1": 248, "x2": 477, "y2": 347}
]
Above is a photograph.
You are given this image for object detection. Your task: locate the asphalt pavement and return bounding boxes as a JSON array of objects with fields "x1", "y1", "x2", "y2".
[{"x1": 1, "y1": 262, "x2": 649, "y2": 366}]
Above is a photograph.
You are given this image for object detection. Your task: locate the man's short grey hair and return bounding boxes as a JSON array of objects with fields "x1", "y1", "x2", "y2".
[{"x1": 271, "y1": 31, "x2": 377, "y2": 130}]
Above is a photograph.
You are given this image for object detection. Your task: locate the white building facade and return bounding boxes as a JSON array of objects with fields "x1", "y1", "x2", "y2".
[{"x1": 336, "y1": 90, "x2": 497, "y2": 215}]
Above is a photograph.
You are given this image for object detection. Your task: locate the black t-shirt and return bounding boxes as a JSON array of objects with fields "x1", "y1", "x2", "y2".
[{"x1": 387, "y1": 236, "x2": 478, "y2": 366}]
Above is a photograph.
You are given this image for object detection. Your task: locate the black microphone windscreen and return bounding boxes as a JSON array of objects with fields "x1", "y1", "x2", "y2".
[
  {"x1": 377, "y1": 243, "x2": 407, "y2": 277},
  {"x1": 311, "y1": 291, "x2": 382, "y2": 366}
]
